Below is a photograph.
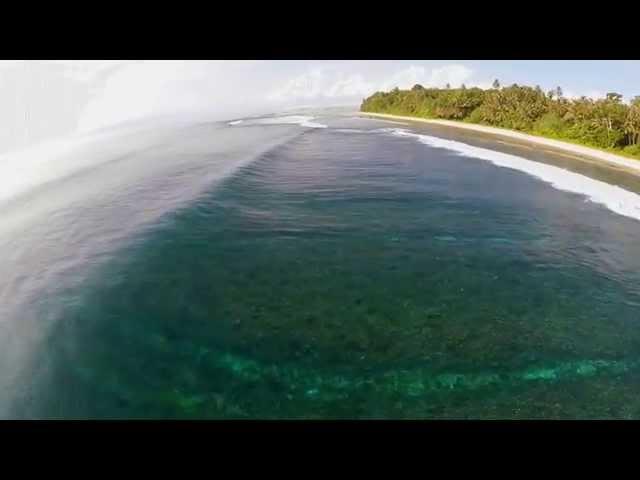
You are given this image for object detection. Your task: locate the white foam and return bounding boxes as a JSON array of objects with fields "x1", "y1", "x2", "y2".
[
  {"x1": 335, "y1": 127, "x2": 402, "y2": 134},
  {"x1": 228, "y1": 120, "x2": 244, "y2": 126},
  {"x1": 389, "y1": 128, "x2": 640, "y2": 222},
  {"x1": 233, "y1": 115, "x2": 328, "y2": 129},
  {"x1": 266, "y1": 115, "x2": 328, "y2": 129},
  {"x1": 334, "y1": 128, "x2": 369, "y2": 134},
  {"x1": 300, "y1": 119, "x2": 329, "y2": 129}
]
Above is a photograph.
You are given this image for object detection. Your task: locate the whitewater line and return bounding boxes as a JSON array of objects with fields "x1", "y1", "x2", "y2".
[
  {"x1": 360, "y1": 112, "x2": 640, "y2": 175},
  {"x1": 228, "y1": 115, "x2": 328, "y2": 129},
  {"x1": 386, "y1": 128, "x2": 640, "y2": 223}
]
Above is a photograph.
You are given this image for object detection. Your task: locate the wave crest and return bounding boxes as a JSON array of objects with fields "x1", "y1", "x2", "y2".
[{"x1": 390, "y1": 128, "x2": 640, "y2": 222}]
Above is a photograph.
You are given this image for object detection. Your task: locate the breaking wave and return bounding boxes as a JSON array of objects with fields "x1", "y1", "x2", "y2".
[{"x1": 389, "y1": 128, "x2": 640, "y2": 222}]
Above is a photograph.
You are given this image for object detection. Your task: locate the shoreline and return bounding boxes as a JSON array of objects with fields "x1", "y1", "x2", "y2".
[{"x1": 358, "y1": 111, "x2": 640, "y2": 175}]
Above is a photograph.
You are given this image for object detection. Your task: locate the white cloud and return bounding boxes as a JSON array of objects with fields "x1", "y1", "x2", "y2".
[
  {"x1": 325, "y1": 74, "x2": 375, "y2": 98},
  {"x1": 2, "y1": 60, "x2": 635, "y2": 156},
  {"x1": 268, "y1": 68, "x2": 377, "y2": 102},
  {"x1": 0, "y1": 60, "x2": 130, "y2": 83},
  {"x1": 14, "y1": 60, "x2": 627, "y2": 153},
  {"x1": 378, "y1": 64, "x2": 473, "y2": 91},
  {"x1": 268, "y1": 63, "x2": 477, "y2": 105},
  {"x1": 0, "y1": 60, "x2": 25, "y2": 70},
  {"x1": 562, "y1": 89, "x2": 606, "y2": 100},
  {"x1": 57, "y1": 61, "x2": 132, "y2": 83},
  {"x1": 0, "y1": 60, "x2": 289, "y2": 149},
  {"x1": 473, "y1": 81, "x2": 495, "y2": 90},
  {"x1": 76, "y1": 60, "x2": 279, "y2": 132},
  {"x1": 0, "y1": 61, "x2": 484, "y2": 154},
  {"x1": 378, "y1": 65, "x2": 426, "y2": 91},
  {"x1": 268, "y1": 68, "x2": 328, "y2": 100},
  {"x1": 428, "y1": 65, "x2": 474, "y2": 88}
]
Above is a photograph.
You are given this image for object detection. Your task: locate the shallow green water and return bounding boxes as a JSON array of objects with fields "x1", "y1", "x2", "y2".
[{"x1": 6, "y1": 116, "x2": 640, "y2": 418}]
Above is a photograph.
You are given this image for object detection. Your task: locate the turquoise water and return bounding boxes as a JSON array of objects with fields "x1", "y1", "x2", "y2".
[{"x1": 4, "y1": 114, "x2": 640, "y2": 418}]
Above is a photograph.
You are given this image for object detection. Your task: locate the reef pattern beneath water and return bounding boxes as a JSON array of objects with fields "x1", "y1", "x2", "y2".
[{"x1": 7, "y1": 116, "x2": 640, "y2": 419}]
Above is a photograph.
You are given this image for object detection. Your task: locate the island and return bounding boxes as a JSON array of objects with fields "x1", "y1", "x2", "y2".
[{"x1": 360, "y1": 82, "x2": 640, "y2": 164}]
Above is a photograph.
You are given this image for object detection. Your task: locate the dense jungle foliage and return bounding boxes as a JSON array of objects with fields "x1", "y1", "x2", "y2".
[{"x1": 361, "y1": 82, "x2": 640, "y2": 159}]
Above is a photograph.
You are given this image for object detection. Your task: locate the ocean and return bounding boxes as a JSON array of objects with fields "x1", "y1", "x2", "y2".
[{"x1": 2, "y1": 109, "x2": 640, "y2": 418}]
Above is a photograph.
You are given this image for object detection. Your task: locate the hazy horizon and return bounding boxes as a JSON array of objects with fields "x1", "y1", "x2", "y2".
[{"x1": 1, "y1": 60, "x2": 638, "y2": 156}]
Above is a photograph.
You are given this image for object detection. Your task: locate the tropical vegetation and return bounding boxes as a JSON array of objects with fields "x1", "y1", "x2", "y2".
[{"x1": 361, "y1": 82, "x2": 640, "y2": 159}]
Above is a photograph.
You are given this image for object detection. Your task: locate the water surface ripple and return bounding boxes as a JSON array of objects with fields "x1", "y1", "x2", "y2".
[{"x1": 3, "y1": 113, "x2": 640, "y2": 418}]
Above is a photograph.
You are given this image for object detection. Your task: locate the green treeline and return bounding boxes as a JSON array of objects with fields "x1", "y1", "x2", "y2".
[{"x1": 361, "y1": 81, "x2": 640, "y2": 159}]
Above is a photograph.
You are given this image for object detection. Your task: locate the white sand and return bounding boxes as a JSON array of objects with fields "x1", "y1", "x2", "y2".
[{"x1": 359, "y1": 112, "x2": 640, "y2": 175}]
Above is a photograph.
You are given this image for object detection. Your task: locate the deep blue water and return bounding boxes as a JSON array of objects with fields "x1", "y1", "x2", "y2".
[{"x1": 3, "y1": 112, "x2": 640, "y2": 418}]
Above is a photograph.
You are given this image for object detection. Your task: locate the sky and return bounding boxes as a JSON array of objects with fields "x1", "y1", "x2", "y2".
[{"x1": 0, "y1": 60, "x2": 638, "y2": 155}]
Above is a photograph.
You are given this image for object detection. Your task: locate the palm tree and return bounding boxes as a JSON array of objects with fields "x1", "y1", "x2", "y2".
[{"x1": 624, "y1": 96, "x2": 640, "y2": 145}]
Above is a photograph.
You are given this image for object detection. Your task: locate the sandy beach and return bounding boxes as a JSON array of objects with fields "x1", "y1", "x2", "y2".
[{"x1": 359, "y1": 111, "x2": 640, "y2": 175}]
